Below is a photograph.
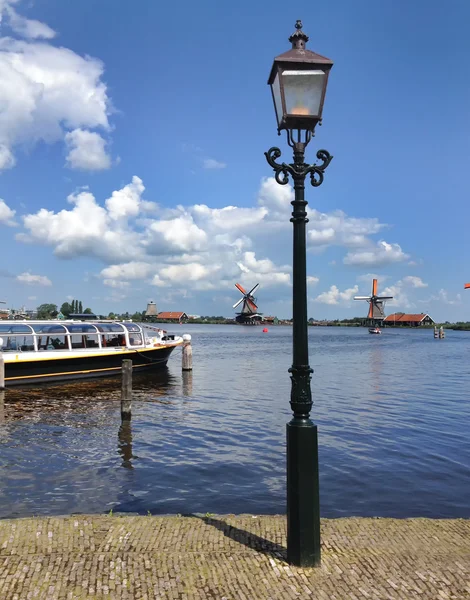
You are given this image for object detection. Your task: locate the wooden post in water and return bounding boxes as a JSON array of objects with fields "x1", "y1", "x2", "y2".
[
  {"x1": 439, "y1": 326, "x2": 445, "y2": 339},
  {"x1": 182, "y1": 334, "x2": 192, "y2": 371},
  {"x1": 0, "y1": 337, "x2": 5, "y2": 390},
  {"x1": 121, "y1": 359, "x2": 132, "y2": 420},
  {"x1": 434, "y1": 327, "x2": 439, "y2": 339}
]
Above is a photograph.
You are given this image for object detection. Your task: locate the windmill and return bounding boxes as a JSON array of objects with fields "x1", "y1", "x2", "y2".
[
  {"x1": 232, "y1": 283, "x2": 262, "y2": 324},
  {"x1": 354, "y1": 278, "x2": 393, "y2": 326}
]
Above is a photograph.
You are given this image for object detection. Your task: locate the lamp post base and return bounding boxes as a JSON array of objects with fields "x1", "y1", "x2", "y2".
[{"x1": 286, "y1": 418, "x2": 321, "y2": 567}]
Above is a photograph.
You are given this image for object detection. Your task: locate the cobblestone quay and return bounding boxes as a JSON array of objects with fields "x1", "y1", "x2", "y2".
[{"x1": 0, "y1": 515, "x2": 468, "y2": 599}]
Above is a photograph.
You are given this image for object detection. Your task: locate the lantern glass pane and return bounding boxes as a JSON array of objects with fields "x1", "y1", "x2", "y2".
[
  {"x1": 271, "y1": 71, "x2": 283, "y2": 125},
  {"x1": 282, "y1": 70, "x2": 325, "y2": 117}
]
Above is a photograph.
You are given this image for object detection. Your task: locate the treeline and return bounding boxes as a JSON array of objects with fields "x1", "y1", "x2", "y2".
[
  {"x1": 445, "y1": 322, "x2": 470, "y2": 331},
  {"x1": 36, "y1": 299, "x2": 93, "y2": 319},
  {"x1": 108, "y1": 311, "x2": 145, "y2": 322}
]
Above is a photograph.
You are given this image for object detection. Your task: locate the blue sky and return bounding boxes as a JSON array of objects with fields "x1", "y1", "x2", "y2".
[{"x1": 0, "y1": 0, "x2": 469, "y2": 320}]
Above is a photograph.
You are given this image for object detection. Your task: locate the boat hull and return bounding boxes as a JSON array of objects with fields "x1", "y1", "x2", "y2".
[{"x1": 4, "y1": 345, "x2": 178, "y2": 387}]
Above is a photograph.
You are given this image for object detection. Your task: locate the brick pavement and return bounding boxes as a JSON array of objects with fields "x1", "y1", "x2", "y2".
[{"x1": 0, "y1": 515, "x2": 468, "y2": 599}]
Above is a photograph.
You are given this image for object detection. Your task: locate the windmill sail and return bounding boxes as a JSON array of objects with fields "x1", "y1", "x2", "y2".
[
  {"x1": 355, "y1": 278, "x2": 393, "y2": 322},
  {"x1": 233, "y1": 282, "x2": 262, "y2": 324}
]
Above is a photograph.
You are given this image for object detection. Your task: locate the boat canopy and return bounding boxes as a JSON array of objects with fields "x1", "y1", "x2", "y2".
[{"x1": 0, "y1": 321, "x2": 135, "y2": 336}]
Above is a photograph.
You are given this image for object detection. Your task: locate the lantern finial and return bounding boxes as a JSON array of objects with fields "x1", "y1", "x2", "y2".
[{"x1": 289, "y1": 20, "x2": 309, "y2": 50}]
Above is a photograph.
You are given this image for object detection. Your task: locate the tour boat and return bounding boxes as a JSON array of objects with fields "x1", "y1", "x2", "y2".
[
  {"x1": 368, "y1": 327, "x2": 382, "y2": 334},
  {"x1": 0, "y1": 320, "x2": 184, "y2": 387}
]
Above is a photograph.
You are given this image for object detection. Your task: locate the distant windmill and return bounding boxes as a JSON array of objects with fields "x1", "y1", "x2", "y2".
[
  {"x1": 354, "y1": 278, "x2": 393, "y2": 325},
  {"x1": 232, "y1": 283, "x2": 262, "y2": 325}
]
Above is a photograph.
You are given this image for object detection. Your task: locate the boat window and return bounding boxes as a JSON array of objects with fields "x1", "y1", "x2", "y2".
[
  {"x1": 37, "y1": 334, "x2": 68, "y2": 351},
  {"x1": 70, "y1": 333, "x2": 101, "y2": 349},
  {"x1": 128, "y1": 333, "x2": 143, "y2": 346},
  {"x1": 31, "y1": 324, "x2": 67, "y2": 334},
  {"x1": 101, "y1": 333, "x2": 126, "y2": 347},
  {"x1": 96, "y1": 323, "x2": 126, "y2": 333},
  {"x1": 123, "y1": 323, "x2": 141, "y2": 333},
  {"x1": 1, "y1": 334, "x2": 35, "y2": 352},
  {"x1": 64, "y1": 324, "x2": 98, "y2": 334},
  {"x1": 0, "y1": 324, "x2": 33, "y2": 334}
]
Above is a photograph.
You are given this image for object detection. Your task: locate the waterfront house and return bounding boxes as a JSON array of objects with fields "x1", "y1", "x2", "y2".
[
  {"x1": 156, "y1": 311, "x2": 188, "y2": 323},
  {"x1": 263, "y1": 316, "x2": 279, "y2": 324},
  {"x1": 384, "y1": 313, "x2": 435, "y2": 327}
]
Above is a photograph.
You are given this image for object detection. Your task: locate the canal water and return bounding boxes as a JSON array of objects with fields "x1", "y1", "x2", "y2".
[{"x1": 0, "y1": 325, "x2": 469, "y2": 519}]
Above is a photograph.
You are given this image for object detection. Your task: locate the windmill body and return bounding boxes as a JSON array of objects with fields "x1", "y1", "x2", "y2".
[
  {"x1": 232, "y1": 283, "x2": 263, "y2": 324},
  {"x1": 354, "y1": 278, "x2": 393, "y2": 326}
]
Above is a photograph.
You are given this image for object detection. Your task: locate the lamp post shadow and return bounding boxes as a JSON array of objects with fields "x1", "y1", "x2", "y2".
[{"x1": 191, "y1": 514, "x2": 286, "y2": 560}]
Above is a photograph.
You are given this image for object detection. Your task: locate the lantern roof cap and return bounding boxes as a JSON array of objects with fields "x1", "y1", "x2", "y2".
[{"x1": 268, "y1": 20, "x2": 333, "y2": 84}]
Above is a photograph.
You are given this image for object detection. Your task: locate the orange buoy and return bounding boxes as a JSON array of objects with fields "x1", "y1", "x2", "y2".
[{"x1": 263, "y1": 328, "x2": 268, "y2": 333}]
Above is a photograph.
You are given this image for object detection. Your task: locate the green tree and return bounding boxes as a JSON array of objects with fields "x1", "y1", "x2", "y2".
[
  {"x1": 37, "y1": 303, "x2": 58, "y2": 319},
  {"x1": 108, "y1": 312, "x2": 116, "y2": 319},
  {"x1": 83, "y1": 307, "x2": 93, "y2": 315},
  {"x1": 78, "y1": 300, "x2": 83, "y2": 313},
  {"x1": 131, "y1": 311, "x2": 143, "y2": 321},
  {"x1": 60, "y1": 302, "x2": 72, "y2": 317},
  {"x1": 71, "y1": 300, "x2": 76, "y2": 313}
]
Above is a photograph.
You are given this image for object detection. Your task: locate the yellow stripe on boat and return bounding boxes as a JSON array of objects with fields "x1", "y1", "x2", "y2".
[{"x1": 6, "y1": 363, "x2": 151, "y2": 381}]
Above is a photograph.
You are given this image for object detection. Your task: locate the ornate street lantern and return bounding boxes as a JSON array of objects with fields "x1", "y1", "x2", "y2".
[
  {"x1": 265, "y1": 21, "x2": 334, "y2": 569},
  {"x1": 268, "y1": 20, "x2": 333, "y2": 135}
]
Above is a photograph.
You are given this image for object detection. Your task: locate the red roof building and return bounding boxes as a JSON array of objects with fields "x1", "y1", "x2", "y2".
[
  {"x1": 156, "y1": 311, "x2": 188, "y2": 322},
  {"x1": 384, "y1": 313, "x2": 434, "y2": 327}
]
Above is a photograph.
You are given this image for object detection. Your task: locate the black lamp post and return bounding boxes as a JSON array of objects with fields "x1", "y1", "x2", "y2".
[{"x1": 265, "y1": 20, "x2": 333, "y2": 568}]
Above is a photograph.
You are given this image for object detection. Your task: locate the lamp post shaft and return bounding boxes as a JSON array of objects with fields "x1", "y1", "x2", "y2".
[
  {"x1": 287, "y1": 142, "x2": 320, "y2": 567},
  {"x1": 264, "y1": 141, "x2": 332, "y2": 568}
]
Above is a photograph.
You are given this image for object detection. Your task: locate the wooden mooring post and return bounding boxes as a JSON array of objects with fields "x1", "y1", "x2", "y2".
[
  {"x1": 121, "y1": 359, "x2": 132, "y2": 420},
  {"x1": 182, "y1": 334, "x2": 192, "y2": 371}
]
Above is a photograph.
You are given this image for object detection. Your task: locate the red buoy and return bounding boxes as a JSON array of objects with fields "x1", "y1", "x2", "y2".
[{"x1": 263, "y1": 328, "x2": 268, "y2": 333}]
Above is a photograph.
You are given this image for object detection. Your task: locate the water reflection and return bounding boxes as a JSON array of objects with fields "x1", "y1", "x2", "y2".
[{"x1": 118, "y1": 420, "x2": 134, "y2": 470}]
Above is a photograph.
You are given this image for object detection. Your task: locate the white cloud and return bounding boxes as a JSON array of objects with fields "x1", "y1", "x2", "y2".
[
  {"x1": 378, "y1": 276, "x2": 428, "y2": 310},
  {"x1": 65, "y1": 129, "x2": 111, "y2": 171},
  {"x1": 308, "y1": 210, "x2": 385, "y2": 249},
  {"x1": 344, "y1": 241, "x2": 409, "y2": 267},
  {"x1": 15, "y1": 175, "x2": 413, "y2": 305},
  {"x1": 0, "y1": 198, "x2": 16, "y2": 225},
  {"x1": 5, "y1": 5, "x2": 56, "y2": 40},
  {"x1": 18, "y1": 178, "x2": 144, "y2": 263},
  {"x1": 192, "y1": 204, "x2": 268, "y2": 231},
  {"x1": 235, "y1": 251, "x2": 291, "y2": 288},
  {"x1": 420, "y1": 289, "x2": 462, "y2": 306},
  {"x1": 203, "y1": 158, "x2": 226, "y2": 170},
  {"x1": 103, "y1": 279, "x2": 130, "y2": 289},
  {"x1": 0, "y1": 11, "x2": 111, "y2": 170},
  {"x1": 402, "y1": 276, "x2": 428, "y2": 288},
  {"x1": 105, "y1": 176, "x2": 145, "y2": 220},
  {"x1": 27, "y1": 295, "x2": 36, "y2": 300},
  {"x1": 100, "y1": 262, "x2": 153, "y2": 281},
  {"x1": 16, "y1": 271, "x2": 51, "y2": 286},
  {"x1": 257, "y1": 176, "x2": 294, "y2": 217},
  {"x1": 146, "y1": 214, "x2": 207, "y2": 253},
  {"x1": 0, "y1": 144, "x2": 15, "y2": 169},
  {"x1": 314, "y1": 284, "x2": 359, "y2": 305}
]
